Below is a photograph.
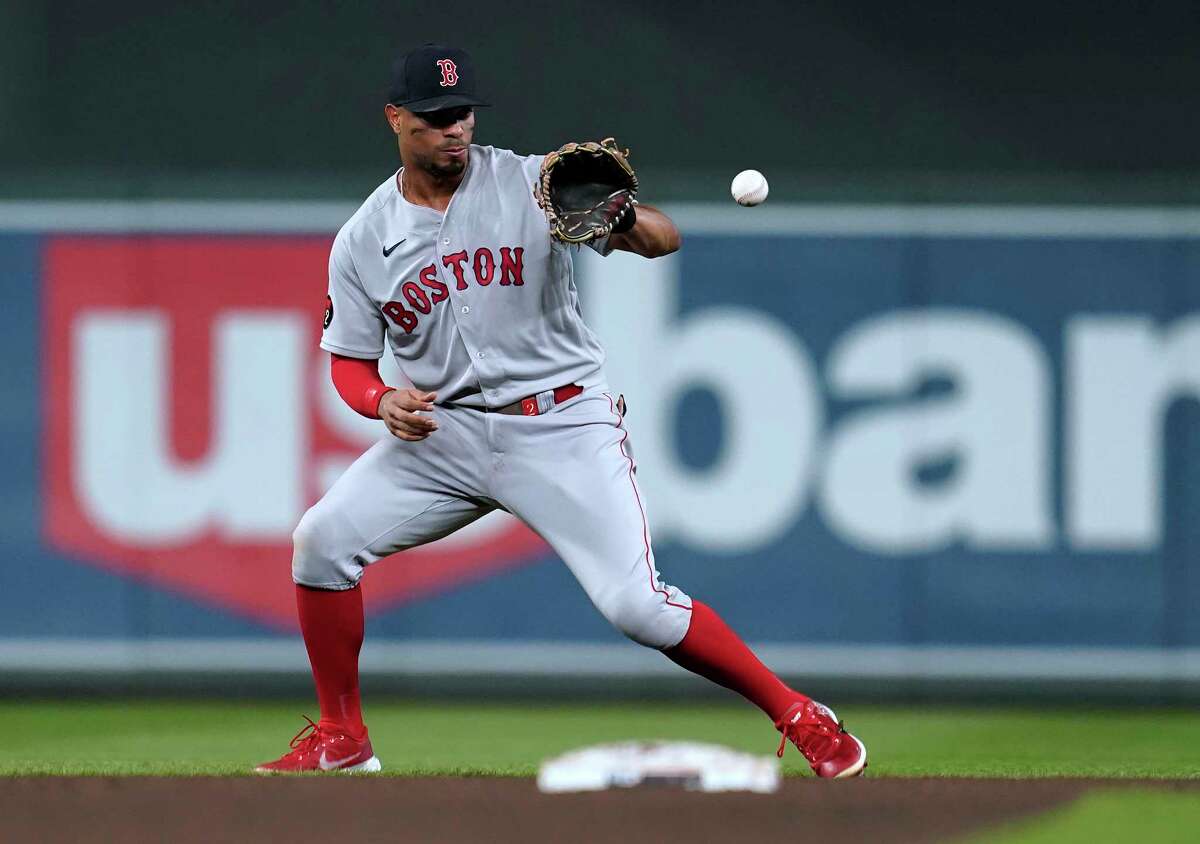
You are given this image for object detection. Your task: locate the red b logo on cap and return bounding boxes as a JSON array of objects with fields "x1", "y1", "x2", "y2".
[{"x1": 436, "y1": 59, "x2": 459, "y2": 87}]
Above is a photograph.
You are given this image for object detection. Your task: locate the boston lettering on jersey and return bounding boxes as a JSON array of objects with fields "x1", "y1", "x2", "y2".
[
  {"x1": 382, "y1": 246, "x2": 525, "y2": 334},
  {"x1": 322, "y1": 145, "x2": 607, "y2": 410}
]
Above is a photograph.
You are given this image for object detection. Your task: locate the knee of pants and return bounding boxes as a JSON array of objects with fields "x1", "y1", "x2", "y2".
[
  {"x1": 596, "y1": 584, "x2": 690, "y2": 650},
  {"x1": 290, "y1": 506, "x2": 364, "y2": 590}
]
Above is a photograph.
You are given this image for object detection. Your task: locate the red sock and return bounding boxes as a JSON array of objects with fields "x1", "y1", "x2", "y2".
[
  {"x1": 296, "y1": 584, "x2": 366, "y2": 739},
  {"x1": 664, "y1": 601, "x2": 806, "y2": 723}
]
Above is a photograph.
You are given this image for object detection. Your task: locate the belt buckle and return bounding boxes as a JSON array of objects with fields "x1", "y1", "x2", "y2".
[
  {"x1": 519, "y1": 388, "x2": 560, "y2": 416},
  {"x1": 536, "y1": 389, "x2": 558, "y2": 414}
]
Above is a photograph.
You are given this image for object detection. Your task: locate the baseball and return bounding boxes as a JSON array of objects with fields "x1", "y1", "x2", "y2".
[{"x1": 731, "y1": 169, "x2": 769, "y2": 206}]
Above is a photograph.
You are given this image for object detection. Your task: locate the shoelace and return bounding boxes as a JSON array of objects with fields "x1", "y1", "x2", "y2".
[
  {"x1": 287, "y1": 716, "x2": 323, "y2": 755},
  {"x1": 775, "y1": 703, "x2": 843, "y2": 762}
]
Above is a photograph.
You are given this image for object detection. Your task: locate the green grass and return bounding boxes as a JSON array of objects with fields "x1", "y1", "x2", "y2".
[
  {"x1": 1, "y1": 700, "x2": 1198, "y2": 778},
  {"x1": 966, "y1": 790, "x2": 1200, "y2": 843}
]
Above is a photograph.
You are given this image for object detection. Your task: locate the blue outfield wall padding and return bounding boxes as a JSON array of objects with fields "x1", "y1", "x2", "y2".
[
  {"x1": 0, "y1": 235, "x2": 278, "y2": 638},
  {"x1": 2, "y1": 211, "x2": 1200, "y2": 670}
]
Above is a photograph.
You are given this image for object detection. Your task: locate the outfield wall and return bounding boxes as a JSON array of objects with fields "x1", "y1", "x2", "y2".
[{"x1": 3, "y1": 202, "x2": 1200, "y2": 697}]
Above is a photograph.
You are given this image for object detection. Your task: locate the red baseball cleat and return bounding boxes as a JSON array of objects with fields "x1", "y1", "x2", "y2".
[
  {"x1": 255, "y1": 717, "x2": 381, "y2": 774},
  {"x1": 775, "y1": 700, "x2": 868, "y2": 778}
]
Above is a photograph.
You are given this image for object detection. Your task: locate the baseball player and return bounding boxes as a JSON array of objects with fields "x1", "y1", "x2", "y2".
[{"x1": 256, "y1": 44, "x2": 866, "y2": 778}]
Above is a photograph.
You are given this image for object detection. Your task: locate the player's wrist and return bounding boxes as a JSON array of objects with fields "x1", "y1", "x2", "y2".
[
  {"x1": 366, "y1": 385, "x2": 396, "y2": 419},
  {"x1": 610, "y1": 196, "x2": 637, "y2": 235}
]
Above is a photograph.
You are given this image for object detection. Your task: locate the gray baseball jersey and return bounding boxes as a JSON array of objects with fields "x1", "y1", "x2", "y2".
[
  {"x1": 295, "y1": 143, "x2": 693, "y2": 651},
  {"x1": 321, "y1": 144, "x2": 609, "y2": 408}
]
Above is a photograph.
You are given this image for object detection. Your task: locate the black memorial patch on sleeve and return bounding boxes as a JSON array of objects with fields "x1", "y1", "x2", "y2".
[{"x1": 323, "y1": 295, "x2": 334, "y2": 329}]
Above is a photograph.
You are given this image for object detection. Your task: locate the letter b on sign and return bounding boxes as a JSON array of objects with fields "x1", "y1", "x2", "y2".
[{"x1": 578, "y1": 250, "x2": 820, "y2": 551}]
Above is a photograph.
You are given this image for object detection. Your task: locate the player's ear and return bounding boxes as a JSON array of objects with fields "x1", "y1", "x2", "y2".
[{"x1": 384, "y1": 104, "x2": 403, "y2": 135}]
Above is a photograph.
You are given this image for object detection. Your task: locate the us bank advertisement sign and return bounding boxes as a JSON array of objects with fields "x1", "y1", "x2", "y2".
[{"x1": 2, "y1": 204, "x2": 1198, "y2": 679}]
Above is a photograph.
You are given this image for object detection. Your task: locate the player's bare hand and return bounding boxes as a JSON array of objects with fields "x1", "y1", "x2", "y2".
[{"x1": 379, "y1": 389, "x2": 439, "y2": 441}]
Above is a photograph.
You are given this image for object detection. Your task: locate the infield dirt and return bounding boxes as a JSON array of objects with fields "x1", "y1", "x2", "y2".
[{"x1": 4, "y1": 777, "x2": 1197, "y2": 843}]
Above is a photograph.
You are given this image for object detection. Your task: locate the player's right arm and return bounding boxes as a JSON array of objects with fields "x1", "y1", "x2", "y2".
[
  {"x1": 330, "y1": 355, "x2": 438, "y2": 441},
  {"x1": 321, "y1": 232, "x2": 438, "y2": 441}
]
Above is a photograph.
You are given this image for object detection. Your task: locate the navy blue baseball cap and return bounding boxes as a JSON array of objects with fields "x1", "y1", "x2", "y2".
[{"x1": 388, "y1": 44, "x2": 490, "y2": 113}]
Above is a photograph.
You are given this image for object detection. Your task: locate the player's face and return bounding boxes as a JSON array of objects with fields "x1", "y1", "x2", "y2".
[{"x1": 392, "y1": 106, "x2": 475, "y2": 179}]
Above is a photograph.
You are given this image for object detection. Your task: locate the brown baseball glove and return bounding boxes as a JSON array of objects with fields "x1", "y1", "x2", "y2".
[{"x1": 534, "y1": 138, "x2": 639, "y2": 244}]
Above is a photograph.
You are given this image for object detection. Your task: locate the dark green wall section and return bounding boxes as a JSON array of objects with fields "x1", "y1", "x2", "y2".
[{"x1": 3, "y1": 0, "x2": 1198, "y2": 201}]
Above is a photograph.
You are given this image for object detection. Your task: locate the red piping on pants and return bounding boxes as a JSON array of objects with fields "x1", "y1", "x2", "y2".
[{"x1": 604, "y1": 392, "x2": 692, "y2": 612}]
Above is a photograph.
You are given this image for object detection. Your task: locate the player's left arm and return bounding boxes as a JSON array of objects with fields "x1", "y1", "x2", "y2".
[{"x1": 607, "y1": 203, "x2": 680, "y2": 258}]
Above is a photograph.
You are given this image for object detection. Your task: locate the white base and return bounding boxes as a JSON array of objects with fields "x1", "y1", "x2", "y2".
[{"x1": 538, "y1": 741, "x2": 779, "y2": 793}]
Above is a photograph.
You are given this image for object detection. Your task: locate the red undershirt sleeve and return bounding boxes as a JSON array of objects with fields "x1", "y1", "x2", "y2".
[{"x1": 330, "y1": 354, "x2": 394, "y2": 419}]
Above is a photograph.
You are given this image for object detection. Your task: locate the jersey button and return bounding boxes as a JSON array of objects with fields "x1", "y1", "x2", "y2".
[
  {"x1": 478, "y1": 351, "x2": 486, "y2": 358},
  {"x1": 442, "y1": 238, "x2": 450, "y2": 246},
  {"x1": 461, "y1": 305, "x2": 470, "y2": 314}
]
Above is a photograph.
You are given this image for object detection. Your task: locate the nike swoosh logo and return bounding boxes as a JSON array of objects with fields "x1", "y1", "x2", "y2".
[
  {"x1": 382, "y1": 238, "x2": 406, "y2": 257},
  {"x1": 318, "y1": 750, "x2": 360, "y2": 771}
]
